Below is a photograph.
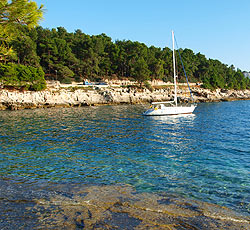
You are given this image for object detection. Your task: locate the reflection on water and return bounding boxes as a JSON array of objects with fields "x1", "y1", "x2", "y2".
[
  {"x1": 150, "y1": 113, "x2": 196, "y2": 123},
  {"x1": 149, "y1": 114, "x2": 196, "y2": 146},
  {"x1": 0, "y1": 102, "x2": 250, "y2": 227}
]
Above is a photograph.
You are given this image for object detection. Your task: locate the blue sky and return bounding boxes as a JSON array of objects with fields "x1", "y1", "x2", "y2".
[{"x1": 35, "y1": 0, "x2": 250, "y2": 71}]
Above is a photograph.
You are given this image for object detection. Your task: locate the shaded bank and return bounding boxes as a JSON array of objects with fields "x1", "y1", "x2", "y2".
[{"x1": 0, "y1": 85, "x2": 250, "y2": 110}]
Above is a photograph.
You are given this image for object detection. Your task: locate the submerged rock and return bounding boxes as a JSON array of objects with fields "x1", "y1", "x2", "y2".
[
  {"x1": 0, "y1": 178, "x2": 249, "y2": 229},
  {"x1": 29, "y1": 184, "x2": 250, "y2": 229}
]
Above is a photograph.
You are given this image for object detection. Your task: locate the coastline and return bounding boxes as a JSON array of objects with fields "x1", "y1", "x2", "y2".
[{"x1": 0, "y1": 82, "x2": 250, "y2": 110}]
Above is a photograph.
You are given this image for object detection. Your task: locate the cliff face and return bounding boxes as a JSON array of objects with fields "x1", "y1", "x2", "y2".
[{"x1": 0, "y1": 86, "x2": 250, "y2": 110}]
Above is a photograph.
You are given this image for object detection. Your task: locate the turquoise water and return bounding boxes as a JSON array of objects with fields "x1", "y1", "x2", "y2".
[{"x1": 0, "y1": 101, "x2": 249, "y2": 216}]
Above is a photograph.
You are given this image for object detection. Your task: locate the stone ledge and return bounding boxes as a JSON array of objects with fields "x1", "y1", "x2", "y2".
[{"x1": 0, "y1": 87, "x2": 249, "y2": 110}]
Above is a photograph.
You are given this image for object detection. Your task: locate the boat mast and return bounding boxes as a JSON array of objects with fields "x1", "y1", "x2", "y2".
[{"x1": 172, "y1": 30, "x2": 177, "y2": 106}]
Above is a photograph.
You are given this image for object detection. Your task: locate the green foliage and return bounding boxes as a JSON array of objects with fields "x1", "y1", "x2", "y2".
[
  {"x1": 0, "y1": 0, "x2": 43, "y2": 27},
  {"x1": 0, "y1": 63, "x2": 19, "y2": 85},
  {"x1": 202, "y1": 77, "x2": 214, "y2": 90},
  {"x1": 11, "y1": 26, "x2": 40, "y2": 66},
  {"x1": 53, "y1": 64, "x2": 74, "y2": 82},
  {"x1": 143, "y1": 81, "x2": 153, "y2": 92},
  {"x1": 0, "y1": 63, "x2": 46, "y2": 91},
  {"x1": 1, "y1": 24, "x2": 249, "y2": 90},
  {"x1": 132, "y1": 57, "x2": 150, "y2": 85},
  {"x1": 61, "y1": 77, "x2": 72, "y2": 84},
  {"x1": 0, "y1": 0, "x2": 44, "y2": 61}
]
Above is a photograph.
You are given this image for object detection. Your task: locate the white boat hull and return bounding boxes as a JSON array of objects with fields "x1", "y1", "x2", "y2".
[
  {"x1": 143, "y1": 105, "x2": 196, "y2": 116},
  {"x1": 143, "y1": 31, "x2": 197, "y2": 117}
]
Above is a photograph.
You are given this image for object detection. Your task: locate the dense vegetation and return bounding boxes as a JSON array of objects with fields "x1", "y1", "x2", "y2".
[
  {"x1": 0, "y1": 63, "x2": 45, "y2": 90},
  {"x1": 0, "y1": 0, "x2": 46, "y2": 90},
  {"x1": 1, "y1": 1, "x2": 249, "y2": 90},
  {"x1": 7, "y1": 26, "x2": 250, "y2": 90}
]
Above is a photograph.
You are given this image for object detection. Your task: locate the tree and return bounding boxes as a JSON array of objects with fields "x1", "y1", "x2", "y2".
[
  {"x1": 0, "y1": 0, "x2": 44, "y2": 61},
  {"x1": 53, "y1": 64, "x2": 74, "y2": 82},
  {"x1": 132, "y1": 57, "x2": 150, "y2": 86},
  {"x1": 11, "y1": 26, "x2": 40, "y2": 66},
  {"x1": 161, "y1": 47, "x2": 172, "y2": 82},
  {"x1": 2, "y1": 18, "x2": 249, "y2": 89},
  {"x1": 151, "y1": 60, "x2": 164, "y2": 80}
]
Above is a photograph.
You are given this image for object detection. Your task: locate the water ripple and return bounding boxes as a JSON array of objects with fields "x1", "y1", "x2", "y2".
[{"x1": 0, "y1": 101, "x2": 249, "y2": 216}]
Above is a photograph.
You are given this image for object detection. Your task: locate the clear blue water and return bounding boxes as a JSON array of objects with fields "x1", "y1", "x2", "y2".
[{"x1": 0, "y1": 101, "x2": 249, "y2": 215}]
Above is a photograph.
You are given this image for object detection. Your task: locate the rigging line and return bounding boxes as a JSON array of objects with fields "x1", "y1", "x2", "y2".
[
  {"x1": 174, "y1": 36, "x2": 195, "y2": 102},
  {"x1": 175, "y1": 51, "x2": 178, "y2": 82}
]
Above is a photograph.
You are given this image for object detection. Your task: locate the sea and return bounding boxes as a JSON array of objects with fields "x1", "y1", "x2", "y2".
[{"x1": 0, "y1": 100, "x2": 249, "y2": 229}]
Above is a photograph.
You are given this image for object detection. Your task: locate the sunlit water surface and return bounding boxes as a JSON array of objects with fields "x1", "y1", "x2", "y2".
[{"x1": 0, "y1": 101, "x2": 249, "y2": 228}]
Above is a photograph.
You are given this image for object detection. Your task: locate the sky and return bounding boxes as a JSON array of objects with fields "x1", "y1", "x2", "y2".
[{"x1": 34, "y1": 0, "x2": 250, "y2": 71}]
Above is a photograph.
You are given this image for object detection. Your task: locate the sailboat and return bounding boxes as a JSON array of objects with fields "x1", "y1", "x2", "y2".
[{"x1": 143, "y1": 31, "x2": 196, "y2": 116}]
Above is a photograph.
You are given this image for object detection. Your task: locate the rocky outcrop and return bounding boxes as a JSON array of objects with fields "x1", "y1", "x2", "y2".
[
  {"x1": 0, "y1": 86, "x2": 250, "y2": 110},
  {"x1": 191, "y1": 88, "x2": 250, "y2": 102}
]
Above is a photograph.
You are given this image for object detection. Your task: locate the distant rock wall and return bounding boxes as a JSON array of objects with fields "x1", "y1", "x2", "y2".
[{"x1": 0, "y1": 86, "x2": 250, "y2": 110}]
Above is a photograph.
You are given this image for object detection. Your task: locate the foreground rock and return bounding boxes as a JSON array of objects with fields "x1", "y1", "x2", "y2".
[
  {"x1": 0, "y1": 85, "x2": 250, "y2": 110},
  {"x1": 1, "y1": 179, "x2": 249, "y2": 229},
  {"x1": 32, "y1": 184, "x2": 249, "y2": 229}
]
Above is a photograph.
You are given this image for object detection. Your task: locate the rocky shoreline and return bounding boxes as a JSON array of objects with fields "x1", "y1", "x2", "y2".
[{"x1": 0, "y1": 84, "x2": 250, "y2": 110}]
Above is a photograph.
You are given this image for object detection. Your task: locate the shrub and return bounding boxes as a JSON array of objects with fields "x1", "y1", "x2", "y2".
[
  {"x1": 0, "y1": 63, "x2": 46, "y2": 91},
  {"x1": 143, "y1": 80, "x2": 153, "y2": 92},
  {"x1": 61, "y1": 77, "x2": 72, "y2": 84}
]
